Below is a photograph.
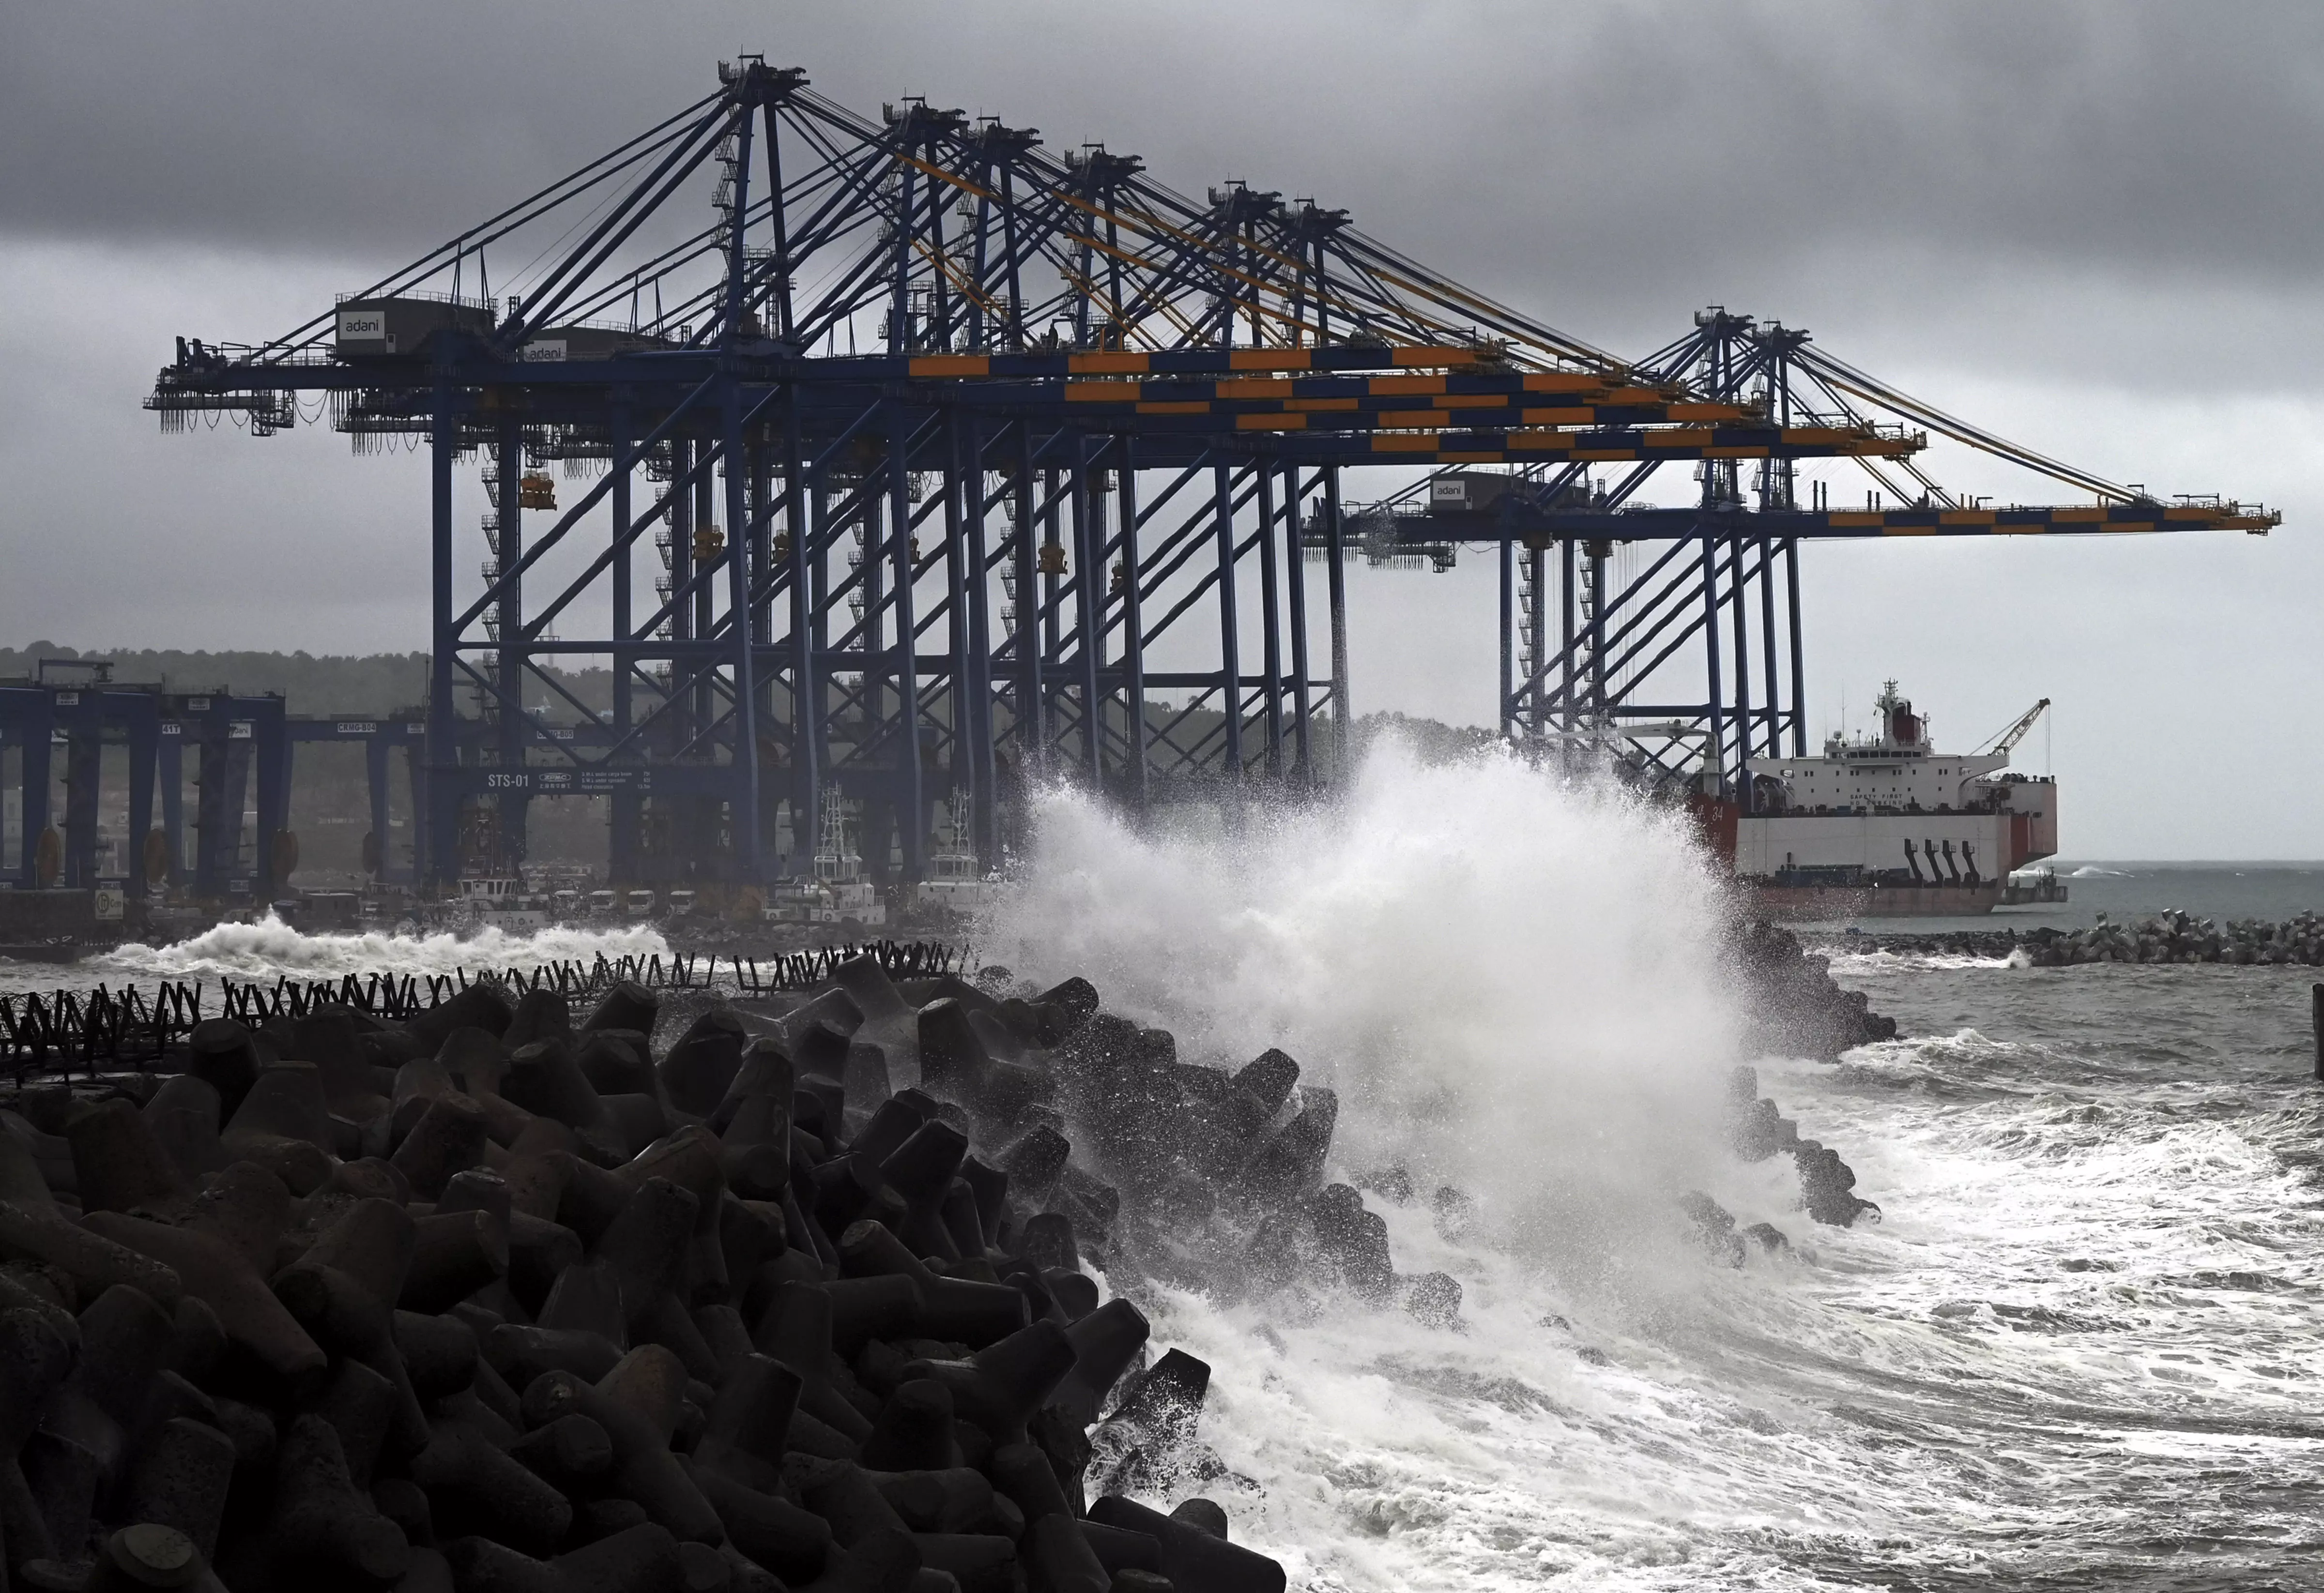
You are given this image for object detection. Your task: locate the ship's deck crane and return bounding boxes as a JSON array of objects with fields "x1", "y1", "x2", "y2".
[{"x1": 1978, "y1": 698, "x2": 2050, "y2": 758}]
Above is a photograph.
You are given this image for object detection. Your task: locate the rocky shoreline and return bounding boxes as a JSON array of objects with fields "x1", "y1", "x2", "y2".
[
  {"x1": 1807, "y1": 911, "x2": 2324, "y2": 966},
  {"x1": 1734, "y1": 923, "x2": 1899, "y2": 1058},
  {"x1": 0, "y1": 926, "x2": 1896, "y2": 1593},
  {"x1": 0, "y1": 959, "x2": 1304, "y2": 1593}
]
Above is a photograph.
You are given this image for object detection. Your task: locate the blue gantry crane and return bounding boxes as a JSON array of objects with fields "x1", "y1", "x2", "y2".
[
  {"x1": 1335, "y1": 306, "x2": 2275, "y2": 802},
  {"x1": 141, "y1": 61, "x2": 2275, "y2": 891}
]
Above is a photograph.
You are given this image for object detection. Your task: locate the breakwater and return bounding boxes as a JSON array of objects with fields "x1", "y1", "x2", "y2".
[
  {"x1": 1733, "y1": 922, "x2": 1900, "y2": 1058},
  {"x1": 0, "y1": 921, "x2": 1894, "y2": 1593},
  {"x1": 0, "y1": 952, "x2": 1323, "y2": 1591},
  {"x1": 1819, "y1": 910, "x2": 2324, "y2": 966},
  {"x1": 2018, "y1": 910, "x2": 2324, "y2": 966}
]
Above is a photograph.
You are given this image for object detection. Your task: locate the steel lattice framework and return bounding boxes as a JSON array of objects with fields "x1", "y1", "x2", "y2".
[
  {"x1": 145, "y1": 61, "x2": 2276, "y2": 888},
  {"x1": 1348, "y1": 306, "x2": 2277, "y2": 799}
]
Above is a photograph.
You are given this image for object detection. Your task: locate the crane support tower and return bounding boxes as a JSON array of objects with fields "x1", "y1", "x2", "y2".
[{"x1": 145, "y1": 61, "x2": 2277, "y2": 887}]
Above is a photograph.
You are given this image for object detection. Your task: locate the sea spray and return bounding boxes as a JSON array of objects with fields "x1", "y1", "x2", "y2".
[
  {"x1": 981, "y1": 739, "x2": 1747, "y2": 1270},
  {"x1": 89, "y1": 915, "x2": 675, "y2": 984},
  {"x1": 969, "y1": 743, "x2": 1919, "y2": 1587},
  {"x1": 1, "y1": 828, "x2": 2299, "y2": 1585}
]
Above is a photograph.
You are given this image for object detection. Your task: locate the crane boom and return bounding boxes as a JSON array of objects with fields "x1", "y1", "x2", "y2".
[{"x1": 1982, "y1": 698, "x2": 2050, "y2": 757}]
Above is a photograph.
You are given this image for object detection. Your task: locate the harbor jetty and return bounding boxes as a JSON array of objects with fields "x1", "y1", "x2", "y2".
[
  {"x1": 0, "y1": 954, "x2": 1318, "y2": 1593},
  {"x1": 1819, "y1": 911, "x2": 2324, "y2": 967},
  {"x1": 0, "y1": 924, "x2": 1891, "y2": 1592},
  {"x1": 2017, "y1": 911, "x2": 2324, "y2": 966}
]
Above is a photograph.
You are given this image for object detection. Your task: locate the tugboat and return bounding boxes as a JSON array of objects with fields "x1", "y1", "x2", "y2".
[
  {"x1": 762, "y1": 790, "x2": 892, "y2": 930},
  {"x1": 914, "y1": 792, "x2": 998, "y2": 920},
  {"x1": 2003, "y1": 865, "x2": 2070, "y2": 907},
  {"x1": 456, "y1": 875, "x2": 550, "y2": 933},
  {"x1": 1735, "y1": 683, "x2": 2059, "y2": 918},
  {"x1": 810, "y1": 787, "x2": 886, "y2": 929}
]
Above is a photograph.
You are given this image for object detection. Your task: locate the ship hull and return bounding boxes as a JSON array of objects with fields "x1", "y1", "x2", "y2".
[
  {"x1": 1737, "y1": 809, "x2": 2051, "y2": 882},
  {"x1": 1745, "y1": 881, "x2": 2004, "y2": 920}
]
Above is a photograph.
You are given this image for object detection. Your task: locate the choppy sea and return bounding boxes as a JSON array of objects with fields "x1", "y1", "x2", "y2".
[
  {"x1": 1152, "y1": 951, "x2": 2324, "y2": 1591},
  {"x1": 985, "y1": 827, "x2": 2324, "y2": 1592},
  {"x1": 9, "y1": 771, "x2": 2324, "y2": 1590}
]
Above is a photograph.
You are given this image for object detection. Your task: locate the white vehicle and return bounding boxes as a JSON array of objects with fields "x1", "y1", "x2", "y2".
[
  {"x1": 665, "y1": 888, "x2": 698, "y2": 918},
  {"x1": 552, "y1": 889, "x2": 581, "y2": 920},
  {"x1": 588, "y1": 888, "x2": 619, "y2": 917},
  {"x1": 624, "y1": 888, "x2": 657, "y2": 918}
]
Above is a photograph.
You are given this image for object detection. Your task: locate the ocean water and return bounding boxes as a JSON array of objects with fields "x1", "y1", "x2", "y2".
[
  {"x1": 977, "y1": 758, "x2": 2324, "y2": 1591},
  {"x1": 8, "y1": 754, "x2": 2324, "y2": 1589}
]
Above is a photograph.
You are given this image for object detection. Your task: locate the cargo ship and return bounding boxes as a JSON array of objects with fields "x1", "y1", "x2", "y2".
[{"x1": 1724, "y1": 683, "x2": 2059, "y2": 918}]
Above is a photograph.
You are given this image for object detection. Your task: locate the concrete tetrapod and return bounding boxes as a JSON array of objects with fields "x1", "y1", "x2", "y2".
[
  {"x1": 1089, "y1": 1494, "x2": 1284, "y2": 1593},
  {"x1": 0, "y1": 955, "x2": 1336, "y2": 1593}
]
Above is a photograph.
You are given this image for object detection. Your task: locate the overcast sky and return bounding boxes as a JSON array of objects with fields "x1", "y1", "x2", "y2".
[{"x1": 3, "y1": 1, "x2": 2319, "y2": 857}]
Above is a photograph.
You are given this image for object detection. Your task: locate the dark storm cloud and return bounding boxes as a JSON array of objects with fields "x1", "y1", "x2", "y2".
[
  {"x1": 4, "y1": 1, "x2": 2320, "y2": 855},
  {"x1": 5, "y1": 0, "x2": 2322, "y2": 325}
]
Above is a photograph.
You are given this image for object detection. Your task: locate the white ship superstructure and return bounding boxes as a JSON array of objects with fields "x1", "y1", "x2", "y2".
[
  {"x1": 764, "y1": 786, "x2": 887, "y2": 928},
  {"x1": 457, "y1": 874, "x2": 550, "y2": 932},
  {"x1": 1737, "y1": 683, "x2": 2057, "y2": 897},
  {"x1": 811, "y1": 796, "x2": 887, "y2": 927},
  {"x1": 915, "y1": 792, "x2": 996, "y2": 918}
]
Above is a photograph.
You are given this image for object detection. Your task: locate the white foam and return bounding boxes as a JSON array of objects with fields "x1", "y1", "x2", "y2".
[
  {"x1": 84, "y1": 914, "x2": 673, "y2": 985},
  {"x1": 1098, "y1": 1013, "x2": 2324, "y2": 1586},
  {"x1": 980, "y1": 737, "x2": 1743, "y2": 1236},
  {"x1": 1823, "y1": 948, "x2": 2014, "y2": 975},
  {"x1": 987, "y1": 744, "x2": 2324, "y2": 1585}
]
